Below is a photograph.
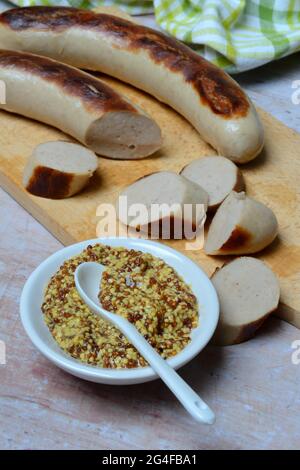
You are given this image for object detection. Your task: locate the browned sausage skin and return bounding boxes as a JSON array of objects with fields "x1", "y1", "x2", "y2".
[
  {"x1": 0, "y1": 49, "x2": 162, "y2": 159},
  {"x1": 26, "y1": 166, "x2": 73, "y2": 199},
  {"x1": 0, "y1": 49, "x2": 136, "y2": 114},
  {"x1": 0, "y1": 7, "x2": 264, "y2": 162},
  {"x1": 0, "y1": 6, "x2": 248, "y2": 118}
]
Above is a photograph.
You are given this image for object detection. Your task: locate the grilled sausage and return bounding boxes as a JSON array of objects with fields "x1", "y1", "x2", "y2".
[
  {"x1": 0, "y1": 50, "x2": 162, "y2": 159},
  {"x1": 0, "y1": 6, "x2": 264, "y2": 163}
]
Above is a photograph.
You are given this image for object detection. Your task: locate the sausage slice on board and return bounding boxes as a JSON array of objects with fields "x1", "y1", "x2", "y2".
[
  {"x1": 180, "y1": 156, "x2": 245, "y2": 210},
  {"x1": 211, "y1": 257, "x2": 280, "y2": 345},
  {"x1": 204, "y1": 191, "x2": 278, "y2": 255},
  {"x1": 23, "y1": 141, "x2": 98, "y2": 199},
  {"x1": 117, "y1": 171, "x2": 208, "y2": 239}
]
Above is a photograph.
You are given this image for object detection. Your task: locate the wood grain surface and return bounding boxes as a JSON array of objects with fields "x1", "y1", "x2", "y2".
[
  {"x1": 0, "y1": 74, "x2": 299, "y2": 328},
  {"x1": 1, "y1": 186, "x2": 300, "y2": 449}
]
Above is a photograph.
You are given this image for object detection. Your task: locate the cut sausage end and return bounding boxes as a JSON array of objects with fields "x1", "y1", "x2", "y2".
[
  {"x1": 204, "y1": 191, "x2": 278, "y2": 255},
  {"x1": 23, "y1": 141, "x2": 98, "y2": 199},
  {"x1": 211, "y1": 257, "x2": 280, "y2": 345},
  {"x1": 86, "y1": 111, "x2": 162, "y2": 159}
]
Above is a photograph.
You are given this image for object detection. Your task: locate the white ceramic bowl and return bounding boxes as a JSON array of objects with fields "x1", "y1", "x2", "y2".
[{"x1": 20, "y1": 237, "x2": 219, "y2": 385}]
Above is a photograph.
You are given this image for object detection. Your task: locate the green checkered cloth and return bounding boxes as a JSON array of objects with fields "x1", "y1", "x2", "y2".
[{"x1": 12, "y1": 1, "x2": 300, "y2": 73}]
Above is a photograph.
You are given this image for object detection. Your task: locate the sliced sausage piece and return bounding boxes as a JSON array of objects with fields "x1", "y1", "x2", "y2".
[
  {"x1": 0, "y1": 6, "x2": 264, "y2": 163},
  {"x1": 180, "y1": 156, "x2": 244, "y2": 210},
  {"x1": 23, "y1": 141, "x2": 98, "y2": 199},
  {"x1": 117, "y1": 171, "x2": 208, "y2": 239},
  {"x1": 211, "y1": 257, "x2": 280, "y2": 345},
  {"x1": 0, "y1": 50, "x2": 162, "y2": 159},
  {"x1": 204, "y1": 191, "x2": 278, "y2": 255}
]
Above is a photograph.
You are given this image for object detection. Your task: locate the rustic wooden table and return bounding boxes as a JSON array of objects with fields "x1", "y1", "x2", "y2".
[{"x1": 0, "y1": 3, "x2": 300, "y2": 450}]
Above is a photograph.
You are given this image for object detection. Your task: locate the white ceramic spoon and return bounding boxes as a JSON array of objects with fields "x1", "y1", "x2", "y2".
[{"x1": 75, "y1": 261, "x2": 215, "y2": 425}]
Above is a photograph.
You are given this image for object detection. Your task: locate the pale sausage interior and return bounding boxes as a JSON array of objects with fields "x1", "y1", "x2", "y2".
[
  {"x1": 117, "y1": 171, "x2": 208, "y2": 233},
  {"x1": 86, "y1": 111, "x2": 162, "y2": 159},
  {"x1": 213, "y1": 259, "x2": 279, "y2": 325},
  {"x1": 181, "y1": 156, "x2": 244, "y2": 208},
  {"x1": 26, "y1": 141, "x2": 98, "y2": 175},
  {"x1": 205, "y1": 193, "x2": 243, "y2": 251}
]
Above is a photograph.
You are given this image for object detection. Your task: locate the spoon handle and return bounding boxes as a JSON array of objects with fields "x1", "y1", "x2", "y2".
[
  {"x1": 74, "y1": 265, "x2": 215, "y2": 426},
  {"x1": 115, "y1": 317, "x2": 215, "y2": 425}
]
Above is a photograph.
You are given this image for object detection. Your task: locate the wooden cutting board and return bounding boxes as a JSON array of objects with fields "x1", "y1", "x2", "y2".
[{"x1": 0, "y1": 74, "x2": 299, "y2": 328}]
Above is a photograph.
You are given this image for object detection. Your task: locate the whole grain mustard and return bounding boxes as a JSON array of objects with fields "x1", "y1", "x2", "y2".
[{"x1": 42, "y1": 244, "x2": 198, "y2": 368}]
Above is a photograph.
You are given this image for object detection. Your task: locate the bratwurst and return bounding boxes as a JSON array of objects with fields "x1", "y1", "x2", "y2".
[
  {"x1": 0, "y1": 6, "x2": 264, "y2": 163},
  {"x1": 0, "y1": 49, "x2": 162, "y2": 159}
]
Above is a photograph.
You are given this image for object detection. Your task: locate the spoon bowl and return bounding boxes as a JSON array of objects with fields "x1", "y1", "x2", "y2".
[{"x1": 75, "y1": 262, "x2": 106, "y2": 312}]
